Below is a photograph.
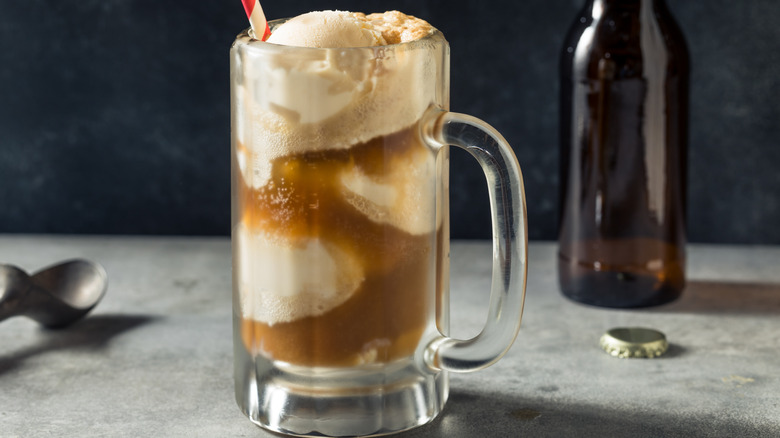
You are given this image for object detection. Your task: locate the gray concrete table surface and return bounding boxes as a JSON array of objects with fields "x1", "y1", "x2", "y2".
[{"x1": 1, "y1": 235, "x2": 779, "y2": 437}]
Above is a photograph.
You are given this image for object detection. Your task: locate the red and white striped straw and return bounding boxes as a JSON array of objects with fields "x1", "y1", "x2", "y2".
[{"x1": 241, "y1": 0, "x2": 271, "y2": 41}]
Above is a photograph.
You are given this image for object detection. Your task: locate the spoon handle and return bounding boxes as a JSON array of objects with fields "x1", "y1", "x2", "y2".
[{"x1": 0, "y1": 264, "x2": 34, "y2": 324}]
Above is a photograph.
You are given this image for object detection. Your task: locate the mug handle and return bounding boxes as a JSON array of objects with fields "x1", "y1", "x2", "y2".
[{"x1": 422, "y1": 108, "x2": 528, "y2": 372}]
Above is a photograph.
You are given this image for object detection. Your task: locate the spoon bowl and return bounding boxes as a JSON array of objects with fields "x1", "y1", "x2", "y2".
[{"x1": 31, "y1": 260, "x2": 108, "y2": 311}]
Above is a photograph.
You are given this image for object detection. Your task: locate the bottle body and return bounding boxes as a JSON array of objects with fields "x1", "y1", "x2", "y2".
[{"x1": 558, "y1": 0, "x2": 689, "y2": 308}]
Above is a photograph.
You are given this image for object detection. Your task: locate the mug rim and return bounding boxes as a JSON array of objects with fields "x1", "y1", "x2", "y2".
[{"x1": 236, "y1": 17, "x2": 445, "y2": 52}]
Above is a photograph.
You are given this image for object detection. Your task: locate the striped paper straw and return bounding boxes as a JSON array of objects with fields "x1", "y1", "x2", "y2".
[{"x1": 241, "y1": 0, "x2": 271, "y2": 41}]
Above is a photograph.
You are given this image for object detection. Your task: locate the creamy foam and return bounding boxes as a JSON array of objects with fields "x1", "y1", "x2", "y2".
[{"x1": 358, "y1": 11, "x2": 434, "y2": 44}]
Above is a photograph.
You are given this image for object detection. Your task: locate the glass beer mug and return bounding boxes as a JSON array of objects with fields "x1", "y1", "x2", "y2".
[{"x1": 231, "y1": 19, "x2": 528, "y2": 437}]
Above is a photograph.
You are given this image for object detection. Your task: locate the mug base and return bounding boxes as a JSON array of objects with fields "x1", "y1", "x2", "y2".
[{"x1": 235, "y1": 354, "x2": 448, "y2": 437}]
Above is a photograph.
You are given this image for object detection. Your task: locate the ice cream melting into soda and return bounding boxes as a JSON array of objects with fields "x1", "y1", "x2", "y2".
[{"x1": 232, "y1": 10, "x2": 441, "y2": 366}]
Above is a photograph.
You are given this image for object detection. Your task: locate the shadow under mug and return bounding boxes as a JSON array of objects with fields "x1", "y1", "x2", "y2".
[{"x1": 230, "y1": 21, "x2": 528, "y2": 437}]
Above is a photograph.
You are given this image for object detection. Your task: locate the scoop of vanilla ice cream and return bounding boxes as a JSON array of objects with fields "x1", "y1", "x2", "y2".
[
  {"x1": 267, "y1": 11, "x2": 386, "y2": 48},
  {"x1": 340, "y1": 142, "x2": 438, "y2": 235},
  {"x1": 235, "y1": 224, "x2": 365, "y2": 326}
]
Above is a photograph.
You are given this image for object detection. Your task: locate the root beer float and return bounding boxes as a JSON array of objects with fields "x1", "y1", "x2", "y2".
[{"x1": 231, "y1": 11, "x2": 443, "y2": 367}]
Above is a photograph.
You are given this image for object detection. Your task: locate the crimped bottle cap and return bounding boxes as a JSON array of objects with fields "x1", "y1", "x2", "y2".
[{"x1": 600, "y1": 327, "x2": 668, "y2": 358}]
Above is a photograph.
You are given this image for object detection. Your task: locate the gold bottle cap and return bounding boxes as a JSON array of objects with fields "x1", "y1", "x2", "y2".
[{"x1": 600, "y1": 327, "x2": 668, "y2": 358}]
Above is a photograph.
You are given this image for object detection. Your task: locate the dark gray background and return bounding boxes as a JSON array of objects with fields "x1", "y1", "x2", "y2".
[{"x1": 1, "y1": 1, "x2": 778, "y2": 243}]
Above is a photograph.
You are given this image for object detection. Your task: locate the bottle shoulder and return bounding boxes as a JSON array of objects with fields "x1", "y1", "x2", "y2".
[{"x1": 561, "y1": 4, "x2": 688, "y2": 80}]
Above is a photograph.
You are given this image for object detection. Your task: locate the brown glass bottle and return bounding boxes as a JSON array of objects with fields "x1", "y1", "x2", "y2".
[{"x1": 558, "y1": 0, "x2": 689, "y2": 307}]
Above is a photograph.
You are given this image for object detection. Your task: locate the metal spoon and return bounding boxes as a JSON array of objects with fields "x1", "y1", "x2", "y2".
[{"x1": 0, "y1": 259, "x2": 107, "y2": 328}]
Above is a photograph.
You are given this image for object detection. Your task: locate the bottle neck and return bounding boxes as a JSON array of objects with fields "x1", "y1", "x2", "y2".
[
  {"x1": 588, "y1": 0, "x2": 665, "y2": 11},
  {"x1": 590, "y1": 0, "x2": 661, "y2": 5},
  {"x1": 585, "y1": 0, "x2": 667, "y2": 20}
]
